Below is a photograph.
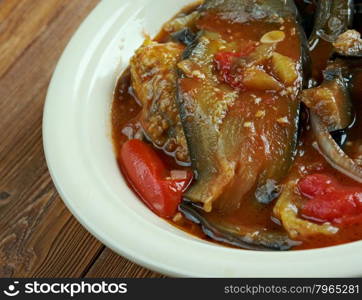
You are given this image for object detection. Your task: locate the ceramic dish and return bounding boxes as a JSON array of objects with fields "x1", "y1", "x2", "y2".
[{"x1": 43, "y1": 0, "x2": 362, "y2": 277}]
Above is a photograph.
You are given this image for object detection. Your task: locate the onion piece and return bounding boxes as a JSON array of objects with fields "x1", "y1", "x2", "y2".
[
  {"x1": 273, "y1": 181, "x2": 339, "y2": 239},
  {"x1": 310, "y1": 111, "x2": 362, "y2": 183}
]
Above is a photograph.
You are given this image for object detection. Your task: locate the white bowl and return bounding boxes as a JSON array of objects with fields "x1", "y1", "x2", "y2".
[{"x1": 43, "y1": 0, "x2": 362, "y2": 277}]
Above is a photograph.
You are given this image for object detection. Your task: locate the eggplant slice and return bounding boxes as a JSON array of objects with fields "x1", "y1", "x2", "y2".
[
  {"x1": 180, "y1": 201, "x2": 300, "y2": 251},
  {"x1": 176, "y1": 0, "x2": 309, "y2": 250},
  {"x1": 309, "y1": 0, "x2": 353, "y2": 50},
  {"x1": 177, "y1": 0, "x2": 307, "y2": 212},
  {"x1": 306, "y1": 60, "x2": 362, "y2": 184},
  {"x1": 301, "y1": 60, "x2": 354, "y2": 133},
  {"x1": 130, "y1": 39, "x2": 190, "y2": 164}
]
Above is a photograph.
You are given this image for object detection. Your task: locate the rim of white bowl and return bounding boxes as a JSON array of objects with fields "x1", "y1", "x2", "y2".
[{"x1": 43, "y1": 0, "x2": 362, "y2": 277}]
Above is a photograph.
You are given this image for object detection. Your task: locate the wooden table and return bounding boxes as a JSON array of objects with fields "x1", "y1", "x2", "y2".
[{"x1": 0, "y1": 0, "x2": 164, "y2": 278}]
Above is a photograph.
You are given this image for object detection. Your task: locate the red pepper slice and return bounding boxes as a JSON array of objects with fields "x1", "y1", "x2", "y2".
[
  {"x1": 119, "y1": 139, "x2": 192, "y2": 218},
  {"x1": 214, "y1": 43, "x2": 256, "y2": 90},
  {"x1": 298, "y1": 174, "x2": 362, "y2": 225}
]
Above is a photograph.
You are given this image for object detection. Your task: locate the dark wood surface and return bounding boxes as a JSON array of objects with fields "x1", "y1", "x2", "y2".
[{"x1": 0, "y1": 0, "x2": 164, "y2": 278}]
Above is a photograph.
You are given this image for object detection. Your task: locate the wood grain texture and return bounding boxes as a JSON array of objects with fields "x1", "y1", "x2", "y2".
[
  {"x1": 0, "y1": 0, "x2": 66, "y2": 78},
  {"x1": 85, "y1": 249, "x2": 166, "y2": 278},
  {"x1": 0, "y1": 0, "x2": 161, "y2": 278}
]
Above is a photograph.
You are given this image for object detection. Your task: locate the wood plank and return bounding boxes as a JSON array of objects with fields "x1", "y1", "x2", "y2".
[
  {"x1": 85, "y1": 248, "x2": 166, "y2": 278},
  {"x1": 0, "y1": 0, "x2": 68, "y2": 78},
  {"x1": 0, "y1": 0, "x2": 166, "y2": 278},
  {"x1": 0, "y1": 0, "x2": 103, "y2": 277}
]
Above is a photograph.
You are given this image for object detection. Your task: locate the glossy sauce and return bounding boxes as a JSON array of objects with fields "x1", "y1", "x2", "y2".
[{"x1": 111, "y1": 3, "x2": 362, "y2": 250}]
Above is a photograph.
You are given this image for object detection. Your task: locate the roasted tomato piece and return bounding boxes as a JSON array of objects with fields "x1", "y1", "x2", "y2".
[
  {"x1": 298, "y1": 174, "x2": 362, "y2": 225},
  {"x1": 214, "y1": 43, "x2": 256, "y2": 90},
  {"x1": 120, "y1": 139, "x2": 192, "y2": 218}
]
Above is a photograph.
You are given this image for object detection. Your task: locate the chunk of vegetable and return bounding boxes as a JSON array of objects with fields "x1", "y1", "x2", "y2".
[
  {"x1": 272, "y1": 52, "x2": 298, "y2": 85},
  {"x1": 301, "y1": 81, "x2": 352, "y2": 132},
  {"x1": 214, "y1": 44, "x2": 256, "y2": 90},
  {"x1": 130, "y1": 40, "x2": 189, "y2": 163},
  {"x1": 214, "y1": 51, "x2": 245, "y2": 90},
  {"x1": 246, "y1": 44, "x2": 275, "y2": 66},
  {"x1": 298, "y1": 174, "x2": 362, "y2": 225},
  {"x1": 243, "y1": 68, "x2": 282, "y2": 91},
  {"x1": 120, "y1": 139, "x2": 192, "y2": 218},
  {"x1": 309, "y1": 112, "x2": 362, "y2": 183},
  {"x1": 260, "y1": 30, "x2": 285, "y2": 44},
  {"x1": 333, "y1": 29, "x2": 362, "y2": 57},
  {"x1": 273, "y1": 182, "x2": 339, "y2": 239}
]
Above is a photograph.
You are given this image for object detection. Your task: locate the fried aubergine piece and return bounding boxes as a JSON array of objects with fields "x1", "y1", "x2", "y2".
[
  {"x1": 301, "y1": 61, "x2": 353, "y2": 133},
  {"x1": 177, "y1": 0, "x2": 308, "y2": 213},
  {"x1": 175, "y1": 0, "x2": 310, "y2": 250},
  {"x1": 130, "y1": 39, "x2": 190, "y2": 164}
]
